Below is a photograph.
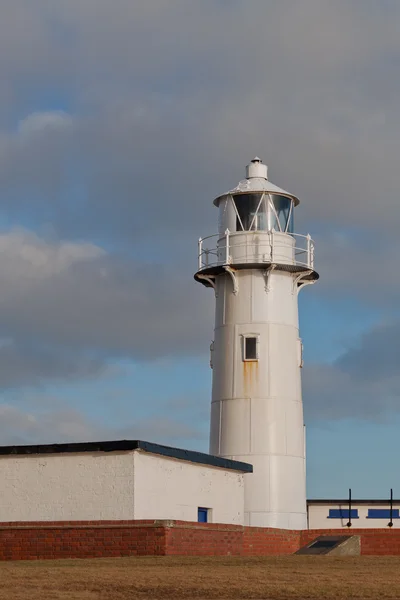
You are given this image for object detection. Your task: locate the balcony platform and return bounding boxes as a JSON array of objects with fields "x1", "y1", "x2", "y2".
[{"x1": 194, "y1": 261, "x2": 319, "y2": 287}]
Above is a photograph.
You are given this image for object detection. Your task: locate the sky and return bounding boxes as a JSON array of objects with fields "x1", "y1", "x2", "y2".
[{"x1": 0, "y1": 0, "x2": 400, "y2": 499}]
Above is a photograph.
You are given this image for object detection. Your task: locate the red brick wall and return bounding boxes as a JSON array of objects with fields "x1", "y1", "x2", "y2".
[
  {"x1": 165, "y1": 521, "x2": 243, "y2": 556},
  {"x1": 243, "y1": 527, "x2": 300, "y2": 555},
  {"x1": 1, "y1": 521, "x2": 400, "y2": 560},
  {"x1": 0, "y1": 521, "x2": 166, "y2": 561},
  {"x1": 302, "y1": 528, "x2": 400, "y2": 556}
]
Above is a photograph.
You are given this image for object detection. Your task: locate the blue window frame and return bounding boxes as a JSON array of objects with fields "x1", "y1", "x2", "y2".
[
  {"x1": 328, "y1": 509, "x2": 359, "y2": 519},
  {"x1": 198, "y1": 507, "x2": 209, "y2": 523},
  {"x1": 367, "y1": 509, "x2": 400, "y2": 519}
]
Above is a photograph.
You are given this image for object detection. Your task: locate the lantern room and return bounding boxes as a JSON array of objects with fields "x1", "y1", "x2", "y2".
[
  {"x1": 217, "y1": 191, "x2": 294, "y2": 235},
  {"x1": 195, "y1": 158, "x2": 318, "y2": 283},
  {"x1": 215, "y1": 158, "x2": 298, "y2": 236}
]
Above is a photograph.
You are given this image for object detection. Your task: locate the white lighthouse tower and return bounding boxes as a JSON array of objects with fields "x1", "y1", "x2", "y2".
[{"x1": 195, "y1": 158, "x2": 318, "y2": 529}]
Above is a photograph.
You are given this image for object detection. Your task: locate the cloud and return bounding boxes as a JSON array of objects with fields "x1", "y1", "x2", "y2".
[
  {"x1": 116, "y1": 416, "x2": 207, "y2": 446},
  {"x1": 0, "y1": 229, "x2": 213, "y2": 389},
  {"x1": 312, "y1": 232, "x2": 400, "y2": 309},
  {"x1": 0, "y1": 1, "x2": 399, "y2": 432},
  {"x1": 17, "y1": 111, "x2": 73, "y2": 136},
  {"x1": 303, "y1": 320, "x2": 400, "y2": 421},
  {"x1": 0, "y1": 404, "x2": 99, "y2": 445},
  {"x1": 0, "y1": 339, "x2": 105, "y2": 389},
  {"x1": 0, "y1": 2, "x2": 399, "y2": 253},
  {"x1": 0, "y1": 402, "x2": 207, "y2": 448},
  {"x1": 336, "y1": 321, "x2": 400, "y2": 382}
]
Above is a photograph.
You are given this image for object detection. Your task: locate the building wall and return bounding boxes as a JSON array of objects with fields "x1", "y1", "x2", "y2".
[
  {"x1": 0, "y1": 451, "x2": 135, "y2": 521},
  {"x1": 0, "y1": 450, "x2": 245, "y2": 525},
  {"x1": 133, "y1": 451, "x2": 245, "y2": 525},
  {"x1": 308, "y1": 503, "x2": 400, "y2": 529}
]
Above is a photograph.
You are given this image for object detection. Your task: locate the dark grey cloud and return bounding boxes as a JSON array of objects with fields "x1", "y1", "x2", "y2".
[
  {"x1": 0, "y1": 230, "x2": 213, "y2": 374},
  {"x1": 0, "y1": 340, "x2": 105, "y2": 389},
  {"x1": 303, "y1": 320, "x2": 400, "y2": 421},
  {"x1": 311, "y1": 232, "x2": 400, "y2": 310},
  {"x1": 0, "y1": 402, "x2": 207, "y2": 448},
  {"x1": 0, "y1": 1, "x2": 399, "y2": 397},
  {"x1": 336, "y1": 321, "x2": 400, "y2": 382},
  {"x1": 0, "y1": 1, "x2": 400, "y2": 251},
  {"x1": 0, "y1": 404, "x2": 101, "y2": 445}
]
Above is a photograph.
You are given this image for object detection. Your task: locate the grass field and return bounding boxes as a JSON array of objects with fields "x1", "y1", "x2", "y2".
[{"x1": 0, "y1": 555, "x2": 399, "y2": 599}]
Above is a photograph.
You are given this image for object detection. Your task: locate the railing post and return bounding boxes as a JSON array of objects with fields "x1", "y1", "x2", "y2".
[
  {"x1": 205, "y1": 249, "x2": 209, "y2": 267},
  {"x1": 225, "y1": 229, "x2": 230, "y2": 265},
  {"x1": 346, "y1": 488, "x2": 352, "y2": 528},
  {"x1": 306, "y1": 234, "x2": 311, "y2": 268},
  {"x1": 198, "y1": 238, "x2": 202, "y2": 271}
]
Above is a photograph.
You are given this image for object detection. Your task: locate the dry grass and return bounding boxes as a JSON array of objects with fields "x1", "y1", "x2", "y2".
[{"x1": 0, "y1": 555, "x2": 400, "y2": 599}]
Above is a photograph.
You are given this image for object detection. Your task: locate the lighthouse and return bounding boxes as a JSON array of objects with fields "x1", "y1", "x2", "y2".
[{"x1": 195, "y1": 158, "x2": 318, "y2": 529}]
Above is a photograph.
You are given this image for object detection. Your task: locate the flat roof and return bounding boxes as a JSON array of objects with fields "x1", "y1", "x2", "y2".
[
  {"x1": 0, "y1": 439, "x2": 253, "y2": 473},
  {"x1": 308, "y1": 499, "x2": 400, "y2": 505}
]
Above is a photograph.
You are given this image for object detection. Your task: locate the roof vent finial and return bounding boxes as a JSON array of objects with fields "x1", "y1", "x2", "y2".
[{"x1": 246, "y1": 157, "x2": 268, "y2": 180}]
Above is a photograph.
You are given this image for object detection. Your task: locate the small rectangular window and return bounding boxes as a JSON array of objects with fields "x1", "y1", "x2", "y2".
[
  {"x1": 328, "y1": 509, "x2": 359, "y2": 519},
  {"x1": 367, "y1": 509, "x2": 400, "y2": 519},
  {"x1": 243, "y1": 336, "x2": 258, "y2": 361},
  {"x1": 198, "y1": 507, "x2": 209, "y2": 523}
]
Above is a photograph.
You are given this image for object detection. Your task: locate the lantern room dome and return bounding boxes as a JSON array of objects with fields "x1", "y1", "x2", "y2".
[{"x1": 213, "y1": 158, "x2": 300, "y2": 207}]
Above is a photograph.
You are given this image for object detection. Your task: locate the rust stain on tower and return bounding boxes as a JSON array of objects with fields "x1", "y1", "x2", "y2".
[{"x1": 243, "y1": 360, "x2": 259, "y2": 398}]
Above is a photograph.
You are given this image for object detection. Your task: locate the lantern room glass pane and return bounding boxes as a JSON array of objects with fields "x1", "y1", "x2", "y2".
[
  {"x1": 270, "y1": 195, "x2": 293, "y2": 233},
  {"x1": 287, "y1": 204, "x2": 294, "y2": 233},
  {"x1": 218, "y1": 198, "x2": 227, "y2": 234},
  {"x1": 218, "y1": 196, "x2": 236, "y2": 234},
  {"x1": 234, "y1": 193, "x2": 266, "y2": 231}
]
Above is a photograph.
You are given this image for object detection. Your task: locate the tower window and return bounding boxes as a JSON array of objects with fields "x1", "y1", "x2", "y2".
[{"x1": 243, "y1": 335, "x2": 259, "y2": 361}]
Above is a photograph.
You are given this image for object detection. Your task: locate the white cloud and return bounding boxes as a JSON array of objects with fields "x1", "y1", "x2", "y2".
[
  {"x1": 17, "y1": 111, "x2": 73, "y2": 137},
  {"x1": 0, "y1": 229, "x2": 103, "y2": 279}
]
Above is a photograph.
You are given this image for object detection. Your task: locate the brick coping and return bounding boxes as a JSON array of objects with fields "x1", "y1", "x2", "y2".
[{"x1": 0, "y1": 520, "x2": 398, "y2": 533}]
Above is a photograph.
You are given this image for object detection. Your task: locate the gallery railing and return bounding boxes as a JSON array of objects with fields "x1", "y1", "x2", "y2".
[{"x1": 197, "y1": 230, "x2": 315, "y2": 271}]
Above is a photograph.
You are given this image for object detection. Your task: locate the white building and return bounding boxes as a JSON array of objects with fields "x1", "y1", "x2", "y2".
[
  {"x1": 1, "y1": 437, "x2": 397, "y2": 530},
  {"x1": 0, "y1": 440, "x2": 251, "y2": 524},
  {"x1": 308, "y1": 499, "x2": 400, "y2": 529},
  {"x1": 195, "y1": 158, "x2": 318, "y2": 529}
]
